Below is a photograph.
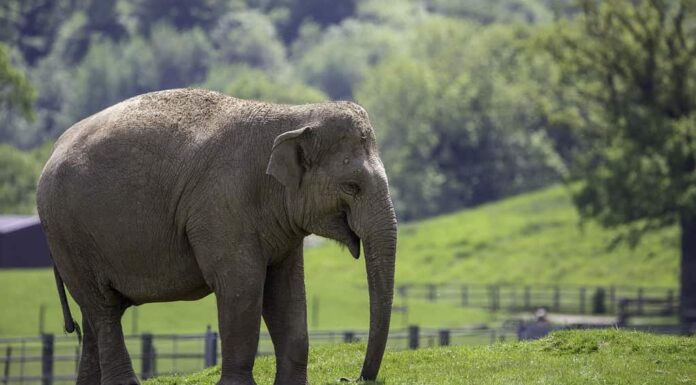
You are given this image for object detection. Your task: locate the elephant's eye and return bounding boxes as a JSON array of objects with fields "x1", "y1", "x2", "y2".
[{"x1": 340, "y1": 182, "x2": 361, "y2": 196}]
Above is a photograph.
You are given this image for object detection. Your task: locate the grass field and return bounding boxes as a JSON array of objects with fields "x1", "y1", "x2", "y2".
[
  {"x1": 145, "y1": 329, "x2": 696, "y2": 385},
  {"x1": 0, "y1": 185, "x2": 681, "y2": 336}
]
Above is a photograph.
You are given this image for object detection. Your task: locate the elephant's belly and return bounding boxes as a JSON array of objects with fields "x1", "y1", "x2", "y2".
[
  {"x1": 104, "y1": 243, "x2": 213, "y2": 305},
  {"x1": 112, "y1": 262, "x2": 213, "y2": 305}
]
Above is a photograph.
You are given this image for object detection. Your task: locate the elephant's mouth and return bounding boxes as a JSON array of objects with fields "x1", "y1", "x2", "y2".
[{"x1": 346, "y1": 223, "x2": 361, "y2": 259}]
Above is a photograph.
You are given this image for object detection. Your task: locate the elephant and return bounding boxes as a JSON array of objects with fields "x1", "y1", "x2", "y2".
[{"x1": 36, "y1": 88, "x2": 397, "y2": 385}]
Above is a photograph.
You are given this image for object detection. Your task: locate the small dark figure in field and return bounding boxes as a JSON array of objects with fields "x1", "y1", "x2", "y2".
[{"x1": 37, "y1": 89, "x2": 397, "y2": 385}]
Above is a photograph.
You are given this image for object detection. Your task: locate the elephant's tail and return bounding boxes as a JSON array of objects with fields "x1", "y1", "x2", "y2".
[{"x1": 53, "y1": 265, "x2": 82, "y2": 343}]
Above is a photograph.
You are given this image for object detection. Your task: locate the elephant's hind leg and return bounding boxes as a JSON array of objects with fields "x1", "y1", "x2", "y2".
[
  {"x1": 76, "y1": 316, "x2": 101, "y2": 385},
  {"x1": 86, "y1": 306, "x2": 139, "y2": 385}
]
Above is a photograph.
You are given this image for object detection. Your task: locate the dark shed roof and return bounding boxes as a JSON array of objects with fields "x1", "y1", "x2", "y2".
[{"x1": 0, "y1": 215, "x2": 52, "y2": 268}]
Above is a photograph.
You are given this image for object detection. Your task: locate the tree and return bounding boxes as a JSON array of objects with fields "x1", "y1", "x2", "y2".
[
  {"x1": 210, "y1": 10, "x2": 287, "y2": 71},
  {"x1": 127, "y1": 0, "x2": 230, "y2": 34},
  {"x1": 0, "y1": 42, "x2": 35, "y2": 145},
  {"x1": 358, "y1": 19, "x2": 564, "y2": 220},
  {"x1": 544, "y1": 0, "x2": 696, "y2": 328},
  {"x1": 294, "y1": 19, "x2": 404, "y2": 100},
  {"x1": 0, "y1": 144, "x2": 41, "y2": 214},
  {"x1": 0, "y1": 0, "x2": 77, "y2": 64},
  {"x1": 0, "y1": 43, "x2": 34, "y2": 119}
]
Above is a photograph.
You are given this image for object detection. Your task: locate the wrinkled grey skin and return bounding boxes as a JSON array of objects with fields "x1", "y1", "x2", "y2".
[{"x1": 37, "y1": 89, "x2": 397, "y2": 385}]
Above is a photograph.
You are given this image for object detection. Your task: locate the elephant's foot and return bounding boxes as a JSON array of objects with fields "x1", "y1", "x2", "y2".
[
  {"x1": 274, "y1": 371, "x2": 309, "y2": 385},
  {"x1": 102, "y1": 375, "x2": 140, "y2": 385},
  {"x1": 216, "y1": 375, "x2": 257, "y2": 385}
]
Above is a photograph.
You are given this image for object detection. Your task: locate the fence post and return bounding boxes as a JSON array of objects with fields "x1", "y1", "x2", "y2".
[
  {"x1": 489, "y1": 329, "x2": 497, "y2": 345},
  {"x1": 41, "y1": 334, "x2": 54, "y2": 385},
  {"x1": 141, "y1": 333, "x2": 155, "y2": 379},
  {"x1": 579, "y1": 287, "x2": 586, "y2": 314},
  {"x1": 204, "y1": 327, "x2": 218, "y2": 368},
  {"x1": 343, "y1": 332, "x2": 355, "y2": 343},
  {"x1": 438, "y1": 329, "x2": 450, "y2": 347},
  {"x1": 489, "y1": 286, "x2": 499, "y2": 311},
  {"x1": 637, "y1": 288, "x2": 644, "y2": 315},
  {"x1": 667, "y1": 289, "x2": 675, "y2": 314},
  {"x1": 398, "y1": 285, "x2": 408, "y2": 299},
  {"x1": 428, "y1": 284, "x2": 437, "y2": 302},
  {"x1": 408, "y1": 326, "x2": 419, "y2": 350},
  {"x1": 3, "y1": 346, "x2": 11, "y2": 385},
  {"x1": 461, "y1": 285, "x2": 468, "y2": 307},
  {"x1": 553, "y1": 286, "x2": 561, "y2": 312},
  {"x1": 610, "y1": 286, "x2": 616, "y2": 313},
  {"x1": 524, "y1": 286, "x2": 531, "y2": 309},
  {"x1": 617, "y1": 299, "x2": 629, "y2": 326}
]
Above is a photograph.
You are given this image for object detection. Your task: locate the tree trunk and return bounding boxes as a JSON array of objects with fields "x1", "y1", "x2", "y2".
[{"x1": 680, "y1": 215, "x2": 696, "y2": 333}]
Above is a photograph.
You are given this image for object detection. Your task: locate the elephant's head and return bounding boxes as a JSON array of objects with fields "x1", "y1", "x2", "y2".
[{"x1": 266, "y1": 102, "x2": 396, "y2": 380}]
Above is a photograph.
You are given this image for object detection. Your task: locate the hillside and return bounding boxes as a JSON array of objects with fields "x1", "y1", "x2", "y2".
[
  {"x1": 145, "y1": 330, "x2": 696, "y2": 385},
  {"x1": 304, "y1": 184, "x2": 680, "y2": 287},
  {"x1": 0, "y1": 185, "x2": 680, "y2": 336}
]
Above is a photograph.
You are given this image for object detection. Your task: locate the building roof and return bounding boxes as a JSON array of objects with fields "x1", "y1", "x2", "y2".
[{"x1": 0, "y1": 215, "x2": 41, "y2": 234}]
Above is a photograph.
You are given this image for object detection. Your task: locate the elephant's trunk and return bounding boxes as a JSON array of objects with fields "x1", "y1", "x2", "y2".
[{"x1": 358, "y1": 198, "x2": 397, "y2": 381}]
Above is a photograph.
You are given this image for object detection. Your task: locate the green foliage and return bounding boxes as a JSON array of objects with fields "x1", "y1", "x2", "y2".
[
  {"x1": 0, "y1": 144, "x2": 42, "y2": 214},
  {"x1": 1, "y1": 0, "x2": 582, "y2": 216},
  {"x1": 0, "y1": 43, "x2": 35, "y2": 121},
  {"x1": 210, "y1": 10, "x2": 287, "y2": 71},
  {"x1": 294, "y1": 19, "x2": 404, "y2": 99},
  {"x1": 127, "y1": 0, "x2": 230, "y2": 34},
  {"x1": 63, "y1": 24, "x2": 213, "y2": 123},
  {"x1": 253, "y1": 0, "x2": 358, "y2": 43},
  {"x1": 146, "y1": 330, "x2": 696, "y2": 385},
  {"x1": 543, "y1": 0, "x2": 696, "y2": 229},
  {"x1": 225, "y1": 66, "x2": 327, "y2": 104},
  {"x1": 427, "y1": 0, "x2": 554, "y2": 24},
  {"x1": 358, "y1": 19, "x2": 565, "y2": 219},
  {"x1": 0, "y1": 0, "x2": 77, "y2": 65}
]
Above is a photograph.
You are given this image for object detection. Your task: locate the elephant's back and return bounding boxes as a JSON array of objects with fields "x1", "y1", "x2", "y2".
[
  {"x1": 39, "y1": 89, "x2": 233, "y2": 214},
  {"x1": 37, "y1": 90, "x2": 240, "y2": 279}
]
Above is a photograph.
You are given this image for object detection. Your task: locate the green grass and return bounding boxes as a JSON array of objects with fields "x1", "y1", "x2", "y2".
[
  {"x1": 145, "y1": 329, "x2": 696, "y2": 385},
  {"x1": 0, "y1": 185, "x2": 680, "y2": 336}
]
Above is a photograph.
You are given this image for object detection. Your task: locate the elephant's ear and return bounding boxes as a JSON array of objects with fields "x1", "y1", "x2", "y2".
[{"x1": 266, "y1": 126, "x2": 312, "y2": 192}]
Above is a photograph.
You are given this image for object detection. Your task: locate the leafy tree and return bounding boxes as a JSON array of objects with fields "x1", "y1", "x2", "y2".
[
  {"x1": 358, "y1": 19, "x2": 564, "y2": 220},
  {"x1": 294, "y1": 19, "x2": 404, "y2": 99},
  {"x1": 0, "y1": 43, "x2": 36, "y2": 146},
  {"x1": 63, "y1": 36, "x2": 157, "y2": 124},
  {"x1": 0, "y1": 43, "x2": 34, "y2": 120},
  {"x1": 148, "y1": 24, "x2": 214, "y2": 90},
  {"x1": 0, "y1": 0, "x2": 77, "y2": 64},
  {"x1": 544, "y1": 0, "x2": 696, "y2": 326},
  {"x1": 0, "y1": 144, "x2": 41, "y2": 214},
  {"x1": 211, "y1": 10, "x2": 287, "y2": 71},
  {"x1": 251, "y1": 0, "x2": 357, "y2": 43},
  {"x1": 426, "y1": 0, "x2": 553, "y2": 24},
  {"x1": 200, "y1": 64, "x2": 327, "y2": 104},
  {"x1": 127, "y1": 0, "x2": 230, "y2": 34}
]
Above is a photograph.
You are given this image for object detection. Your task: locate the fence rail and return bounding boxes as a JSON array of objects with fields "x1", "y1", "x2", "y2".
[
  {"x1": 0, "y1": 325, "x2": 514, "y2": 385},
  {"x1": 396, "y1": 283, "x2": 679, "y2": 315},
  {"x1": 2, "y1": 321, "x2": 689, "y2": 385}
]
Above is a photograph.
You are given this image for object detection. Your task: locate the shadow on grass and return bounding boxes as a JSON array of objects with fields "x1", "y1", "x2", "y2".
[{"x1": 321, "y1": 380, "x2": 384, "y2": 385}]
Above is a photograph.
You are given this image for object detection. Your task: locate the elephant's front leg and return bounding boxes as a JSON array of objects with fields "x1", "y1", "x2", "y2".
[
  {"x1": 214, "y1": 263, "x2": 266, "y2": 385},
  {"x1": 263, "y1": 247, "x2": 309, "y2": 385}
]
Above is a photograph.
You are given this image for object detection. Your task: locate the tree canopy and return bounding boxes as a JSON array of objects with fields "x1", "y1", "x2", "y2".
[{"x1": 542, "y1": 0, "x2": 696, "y2": 325}]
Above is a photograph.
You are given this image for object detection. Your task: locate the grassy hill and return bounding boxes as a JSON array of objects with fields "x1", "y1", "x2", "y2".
[
  {"x1": 145, "y1": 330, "x2": 696, "y2": 385},
  {"x1": 0, "y1": 185, "x2": 680, "y2": 336}
]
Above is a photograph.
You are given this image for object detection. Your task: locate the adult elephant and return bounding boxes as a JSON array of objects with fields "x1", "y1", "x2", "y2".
[{"x1": 37, "y1": 89, "x2": 397, "y2": 385}]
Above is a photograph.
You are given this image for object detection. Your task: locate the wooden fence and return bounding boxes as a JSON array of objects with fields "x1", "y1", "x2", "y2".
[
  {"x1": 396, "y1": 283, "x2": 679, "y2": 315},
  {"x1": 0, "y1": 325, "x2": 514, "y2": 385}
]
